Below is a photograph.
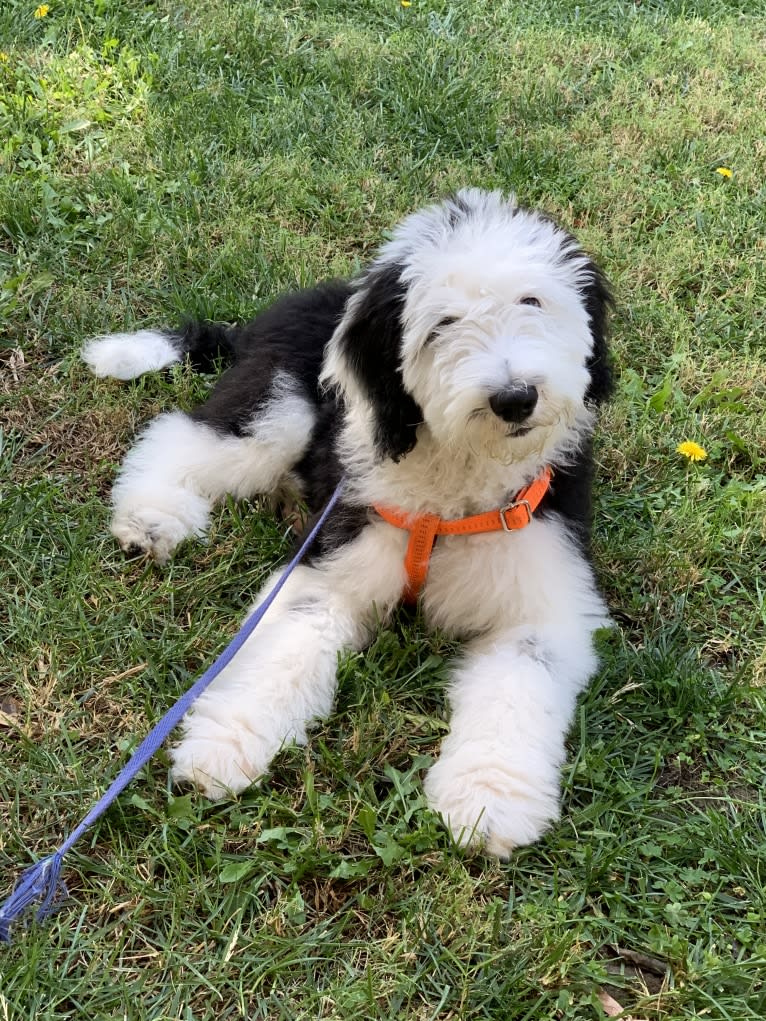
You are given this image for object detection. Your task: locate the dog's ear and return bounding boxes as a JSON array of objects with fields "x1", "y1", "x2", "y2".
[
  {"x1": 582, "y1": 261, "x2": 614, "y2": 406},
  {"x1": 334, "y1": 262, "x2": 423, "y2": 462}
]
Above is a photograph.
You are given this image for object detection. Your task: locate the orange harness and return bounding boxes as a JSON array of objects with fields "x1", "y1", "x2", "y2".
[{"x1": 374, "y1": 466, "x2": 553, "y2": 603}]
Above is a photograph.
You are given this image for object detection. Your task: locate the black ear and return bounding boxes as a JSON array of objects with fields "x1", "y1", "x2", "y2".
[
  {"x1": 582, "y1": 261, "x2": 614, "y2": 406},
  {"x1": 339, "y1": 262, "x2": 423, "y2": 462}
]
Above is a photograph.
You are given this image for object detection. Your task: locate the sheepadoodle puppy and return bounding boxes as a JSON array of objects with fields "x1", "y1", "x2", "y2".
[{"x1": 82, "y1": 189, "x2": 612, "y2": 857}]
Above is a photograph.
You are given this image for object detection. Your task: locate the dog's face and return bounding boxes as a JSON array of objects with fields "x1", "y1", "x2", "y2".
[{"x1": 323, "y1": 189, "x2": 611, "y2": 464}]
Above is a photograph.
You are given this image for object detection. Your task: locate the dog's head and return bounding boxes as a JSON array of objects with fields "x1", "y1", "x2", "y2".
[{"x1": 322, "y1": 189, "x2": 612, "y2": 464}]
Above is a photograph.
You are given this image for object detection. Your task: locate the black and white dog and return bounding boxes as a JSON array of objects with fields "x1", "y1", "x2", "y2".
[{"x1": 83, "y1": 189, "x2": 612, "y2": 857}]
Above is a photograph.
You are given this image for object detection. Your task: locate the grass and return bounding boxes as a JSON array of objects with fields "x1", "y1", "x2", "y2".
[{"x1": 1, "y1": 0, "x2": 765, "y2": 1017}]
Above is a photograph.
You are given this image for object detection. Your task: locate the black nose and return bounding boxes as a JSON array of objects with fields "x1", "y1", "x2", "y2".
[{"x1": 489, "y1": 385, "x2": 538, "y2": 423}]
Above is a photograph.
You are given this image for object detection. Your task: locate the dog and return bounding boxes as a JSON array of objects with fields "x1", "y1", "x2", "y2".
[{"x1": 82, "y1": 188, "x2": 612, "y2": 857}]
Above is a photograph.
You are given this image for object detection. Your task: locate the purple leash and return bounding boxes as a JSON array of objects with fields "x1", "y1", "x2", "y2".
[{"x1": 0, "y1": 480, "x2": 345, "y2": 943}]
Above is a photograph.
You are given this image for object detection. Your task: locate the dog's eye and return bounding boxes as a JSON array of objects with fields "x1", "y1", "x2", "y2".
[
  {"x1": 426, "y1": 317, "x2": 458, "y2": 345},
  {"x1": 519, "y1": 296, "x2": 541, "y2": 308}
]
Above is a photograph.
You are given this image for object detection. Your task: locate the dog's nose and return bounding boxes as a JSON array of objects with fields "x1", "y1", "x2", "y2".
[{"x1": 489, "y1": 385, "x2": 538, "y2": 423}]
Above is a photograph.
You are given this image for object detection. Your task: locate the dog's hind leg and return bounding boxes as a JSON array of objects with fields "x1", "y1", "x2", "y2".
[{"x1": 110, "y1": 373, "x2": 317, "y2": 562}]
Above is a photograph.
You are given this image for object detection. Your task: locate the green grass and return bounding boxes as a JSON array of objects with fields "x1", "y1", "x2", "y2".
[{"x1": 2, "y1": 0, "x2": 765, "y2": 1017}]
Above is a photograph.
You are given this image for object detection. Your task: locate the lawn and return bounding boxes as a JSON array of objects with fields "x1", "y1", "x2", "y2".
[{"x1": 1, "y1": 0, "x2": 765, "y2": 1017}]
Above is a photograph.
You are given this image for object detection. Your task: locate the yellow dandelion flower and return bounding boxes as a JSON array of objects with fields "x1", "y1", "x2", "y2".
[
  {"x1": 34, "y1": 4, "x2": 50, "y2": 17},
  {"x1": 0, "y1": 52, "x2": 9, "y2": 63},
  {"x1": 401, "y1": 1, "x2": 412, "y2": 6},
  {"x1": 677, "y1": 441, "x2": 707, "y2": 462},
  {"x1": 715, "y1": 167, "x2": 732, "y2": 178}
]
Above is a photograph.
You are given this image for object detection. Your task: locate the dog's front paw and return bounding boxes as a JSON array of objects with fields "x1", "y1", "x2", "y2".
[
  {"x1": 111, "y1": 508, "x2": 197, "y2": 563},
  {"x1": 170, "y1": 714, "x2": 273, "y2": 800},
  {"x1": 424, "y1": 746, "x2": 560, "y2": 858}
]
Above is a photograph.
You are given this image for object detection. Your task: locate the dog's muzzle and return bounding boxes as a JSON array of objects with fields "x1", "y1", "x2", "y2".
[{"x1": 489, "y1": 384, "x2": 538, "y2": 424}]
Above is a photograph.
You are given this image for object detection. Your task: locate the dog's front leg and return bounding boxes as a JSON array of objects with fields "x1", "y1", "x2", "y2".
[
  {"x1": 424, "y1": 628, "x2": 599, "y2": 858},
  {"x1": 170, "y1": 521, "x2": 406, "y2": 799}
]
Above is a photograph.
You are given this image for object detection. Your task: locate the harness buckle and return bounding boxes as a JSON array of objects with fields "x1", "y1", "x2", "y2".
[{"x1": 500, "y1": 498, "x2": 532, "y2": 531}]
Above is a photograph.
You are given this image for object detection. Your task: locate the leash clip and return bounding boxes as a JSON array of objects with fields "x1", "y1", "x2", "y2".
[{"x1": 500, "y1": 498, "x2": 532, "y2": 531}]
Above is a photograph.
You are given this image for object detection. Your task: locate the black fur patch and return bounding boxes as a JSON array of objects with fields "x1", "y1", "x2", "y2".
[
  {"x1": 336, "y1": 263, "x2": 423, "y2": 462},
  {"x1": 176, "y1": 320, "x2": 239, "y2": 373},
  {"x1": 444, "y1": 191, "x2": 474, "y2": 228},
  {"x1": 581, "y1": 261, "x2": 614, "y2": 406},
  {"x1": 187, "y1": 283, "x2": 351, "y2": 437},
  {"x1": 539, "y1": 441, "x2": 598, "y2": 551}
]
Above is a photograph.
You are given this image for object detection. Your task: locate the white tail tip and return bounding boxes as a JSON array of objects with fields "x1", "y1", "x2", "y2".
[{"x1": 81, "y1": 330, "x2": 181, "y2": 380}]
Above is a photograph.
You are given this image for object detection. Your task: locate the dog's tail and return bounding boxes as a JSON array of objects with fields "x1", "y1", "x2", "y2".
[{"x1": 81, "y1": 321, "x2": 240, "y2": 380}]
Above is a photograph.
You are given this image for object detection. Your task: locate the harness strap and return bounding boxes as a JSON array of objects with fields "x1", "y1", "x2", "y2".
[{"x1": 375, "y1": 466, "x2": 552, "y2": 603}]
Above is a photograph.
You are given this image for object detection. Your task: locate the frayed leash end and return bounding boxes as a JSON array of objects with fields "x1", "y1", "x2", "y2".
[{"x1": 0, "y1": 853, "x2": 68, "y2": 944}]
